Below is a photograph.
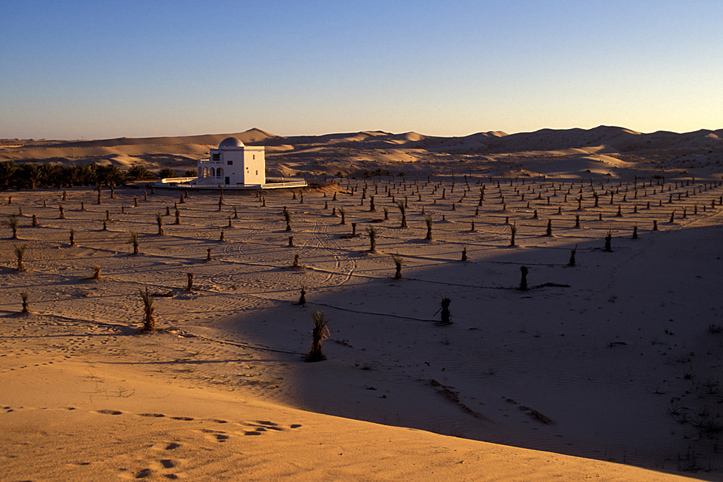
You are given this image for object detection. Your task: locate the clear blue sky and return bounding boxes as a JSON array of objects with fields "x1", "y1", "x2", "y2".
[{"x1": 1, "y1": 0, "x2": 722, "y2": 139}]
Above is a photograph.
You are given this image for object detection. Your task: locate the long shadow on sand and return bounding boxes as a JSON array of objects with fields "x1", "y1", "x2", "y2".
[{"x1": 224, "y1": 221, "x2": 723, "y2": 479}]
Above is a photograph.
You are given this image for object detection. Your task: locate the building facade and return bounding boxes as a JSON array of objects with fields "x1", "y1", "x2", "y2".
[{"x1": 195, "y1": 137, "x2": 265, "y2": 186}]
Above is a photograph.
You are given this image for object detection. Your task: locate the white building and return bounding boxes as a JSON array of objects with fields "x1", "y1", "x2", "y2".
[{"x1": 195, "y1": 137, "x2": 265, "y2": 186}]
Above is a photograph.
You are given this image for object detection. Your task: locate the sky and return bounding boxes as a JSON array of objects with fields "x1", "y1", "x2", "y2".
[{"x1": 1, "y1": 0, "x2": 722, "y2": 140}]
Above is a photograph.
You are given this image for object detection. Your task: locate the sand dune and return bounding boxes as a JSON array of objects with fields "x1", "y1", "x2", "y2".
[
  {"x1": 3, "y1": 125, "x2": 722, "y2": 182},
  {"x1": 2, "y1": 129, "x2": 723, "y2": 480}
]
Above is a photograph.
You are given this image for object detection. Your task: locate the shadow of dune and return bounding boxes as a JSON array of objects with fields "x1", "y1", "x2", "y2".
[{"x1": 217, "y1": 220, "x2": 723, "y2": 479}]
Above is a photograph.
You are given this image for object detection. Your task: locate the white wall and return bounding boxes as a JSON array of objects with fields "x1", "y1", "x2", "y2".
[{"x1": 197, "y1": 145, "x2": 265, "y2": 186}]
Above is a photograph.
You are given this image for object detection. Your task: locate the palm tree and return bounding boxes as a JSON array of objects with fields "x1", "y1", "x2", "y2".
[
  {"x1": 604, "y1": 230, "x2": 613, "y2": 252},
  {"x1": 139, "y1": 287, "x2": 155, "y2": 332},
  {"x1": 508, "y1": 221, "x2": 518, "y2": 247},
  {"x1": 0, "y1": 161, "x2": 18, "y2": 189},
  {"x1": 397, "y1": 201, "x2": 408, "y2": 228},
  {"x1": 338, "y1": 207, "x2": 346, "y2": 225},
  {"x1": 21, "y1": 292, "x2": 30, "y2": 314},
  {"x1": 305, "y1": 311, "x2": 330, "y2": 362},
  {"x1": 392, "y1": 254, "x2": 403, "y2": 279},
  {"x1": 366, "y1": 226, "x2": 377, "y2": 252},
  {"x1": 129, "y1": 231, "x2": 140, "y2": 255},
  {"x1": 14, "y1": 244, "x2": 27, "y2": 271},
  {"x1": 283, "y1": 207, "x2": 292, "y2": 231},
  {"x1": 425, "y1": 215, "x2": 433, "y2": 240},
  {"x1": 6, "y1": 215, "x2": 19, "y2": 239},
  {"x1": 155, "y1": 212, "x2": 164, "y2": 235}
]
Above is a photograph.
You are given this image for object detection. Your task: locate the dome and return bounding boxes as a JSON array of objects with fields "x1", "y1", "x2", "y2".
[{"x1": 219, "y1": 137, "x2": 244, "y2": 148}]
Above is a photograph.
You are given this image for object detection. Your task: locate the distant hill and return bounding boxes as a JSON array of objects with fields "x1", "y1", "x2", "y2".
[{"x1": 1, "y1": 126, "x2": 721, "y2": 180}]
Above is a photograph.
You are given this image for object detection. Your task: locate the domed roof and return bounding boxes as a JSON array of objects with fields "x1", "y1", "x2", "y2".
[{"x1": 219, "y1": 137, "x2": 244, "y2": 148}]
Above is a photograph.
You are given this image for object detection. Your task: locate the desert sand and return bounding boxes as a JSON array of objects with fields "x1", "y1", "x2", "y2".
[{"x1": 2, "y1": 127, "x2": 722, "y2": 481}]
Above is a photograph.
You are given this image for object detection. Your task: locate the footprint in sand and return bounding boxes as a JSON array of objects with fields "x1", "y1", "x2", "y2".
[
  {"x1": 241, "y1": 420, "x2": 302, "y2": 435},
  {"x1": 170, "y1": 416, "x2": 194, "y2": 421},
  {"x1": 96, "y1": 409, "x2": 123, "y2": 415},
  {"x1": 201, "y1": 429, "x2": 229, "y2": 442}
]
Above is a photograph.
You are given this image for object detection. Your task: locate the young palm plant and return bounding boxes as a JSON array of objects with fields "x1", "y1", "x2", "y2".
[
  {"x1": 392, "y1": 253, "x2": 403, "y2": 279},
  {"x1": 305, "y1": 311, "x2": 330, "y2": 362},
  {"x1": 6, "y1": 215, "x2": 19, "y2": 239},
  {"x1": 604, "y1": 229, "x2": 613, "y2": 252},
  {"x1": 139, "y1": 287, "x2": 155, "y2": 332},
  {"x1": 155, "y1": 212, "x2": 164, "y2": 235},
  {"x1": 425, "y1": 215, "x2": 433, "y2": 240},
  {"x1": 283, "y1": 207, "x2": 292, "y2": 231},
  {"x1": 129, "y1": 231, "x2": 140, "y2": 255},
  {"x1": 508, "y1": 221, "x2": 519, "y2": 247},
  {"x1": 338, "y1": 207, "x2": 346, "y2": 225},
  {"x1": 14, "y1": 244, "x2": 27, "y2": 271},
  {"x1": 397, "y1": 201, "x2": 408, "y2": 228},
  {"x1": 21, "y1": 292, "x2": 30, "y2": 314},
  {"x1": 366, "y1": 226, "x2": 377, "y2": 252}
]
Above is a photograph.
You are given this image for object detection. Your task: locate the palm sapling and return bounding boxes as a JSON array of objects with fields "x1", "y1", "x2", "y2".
[{"x1": 305, "y1": 311, "x2": 330, "y2": 362}]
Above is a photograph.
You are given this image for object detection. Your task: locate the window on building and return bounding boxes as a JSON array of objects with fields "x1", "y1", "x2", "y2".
[
  {"x1": 227, "y1": 160, "x2": 233, "y2": 165},
  {"x1": 210, "y1": 167, "x2": 215, "y2": 177},
  {"x1": 212, "y1": 153, "x2": 220, "y2": 162},
  {"x1": 217, "y1": 168, "x2": 224, "y2": 178}
]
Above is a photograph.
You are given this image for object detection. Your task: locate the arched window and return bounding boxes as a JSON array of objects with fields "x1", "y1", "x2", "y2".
[
  {"x1": 203, "y1": 167, "x2": 208, "y2": 178},
  {"x1": 217, "y1": 168, "x2": 224, "y2": 178}
]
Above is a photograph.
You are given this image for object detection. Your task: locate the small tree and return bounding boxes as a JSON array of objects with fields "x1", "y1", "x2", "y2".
[
  {"x1": 139, "y1": 287, "x2": 155, "y2": 332},
  {"x1": 392, "y1": 254, "x2": 403, "y2": 279},
  {"x1": 129, "y1": 231, "x2": 140, "y2": 255},
  {"x1": 69, "y1": 228, "x2": 75, "y2": 246},
  {"x1": 305, "y1": 311, "x2": 330, "y2": 362},
  {"x1": 439, "y1": 297, "x2": 451, "y2": 325},
  {"x1": 568, "y1": 245, "x2": 577, "y2": 267},
  {"x1": 155, "y1": 212, "x2": 164, "y2": 235},
  {"x1": 91, "y1": 265, "x2": 101, "y2": 280},
  {"x1": 397, "y1": 201, "x2": 408, "y2": 228},
  {"x1": 186, "y1": 272, "x2": 194, "y2": 291},
  {"x1": 21, "y1": 292, "x2": 30, "y2": 314},
  {"x1": 14, "y1": 244, "x2": 26, "y2": 271},
  {"x1": 283, "y1": 207, "x2": 292, "y2": 231},
  {"x1": 366, "y1": 226, "x2": 377, "y2": 252},
  {"x1": 519, "y1": 266, "x2": 529, "y2": 291},
  {"x1": 6, "y1": 215, "x2": 19, "y2": 239},
  {"x1": 509, "y1": 221, "x2": 518, "y2": 247},
  {"x1": 425, "y1": 215, "x2": 433, "y2": 240},
  {"x1": 338, "y1": 207, "x2": 346, "y2": 225},
  {"x1": 604, "y1": 230, "x2": 613, "y2": 252},
  {"x1": 298, "y1": 286, "x2": 307, "y2": 305}
]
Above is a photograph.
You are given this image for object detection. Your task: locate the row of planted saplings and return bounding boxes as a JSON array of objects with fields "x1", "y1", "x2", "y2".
[
  {"x1": 277, "y1": 178, "x2": 723, "y2": 238},
  {"x1": 323, "y1": 177, "x2": 723, "y2": 229},
  {"x1": 4, "y1": 188, "x2": 705, "y2": 261}
]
